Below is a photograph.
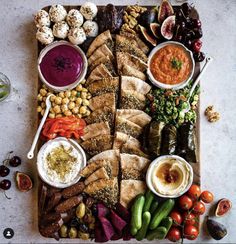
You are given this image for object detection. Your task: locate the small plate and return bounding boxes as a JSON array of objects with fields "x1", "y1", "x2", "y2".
[{"x1": 37, "y1": 137, "x2": 86, "y2": 188}]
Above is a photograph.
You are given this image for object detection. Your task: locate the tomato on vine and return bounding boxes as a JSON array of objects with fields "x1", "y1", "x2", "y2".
[
  {"x1": 167, "y1": 227, "x2": 181, "y2": 242},
  {"x1": 179, "y1": 195, "x2": 193, "y2": 210},
  {"x1": 200, "y1": 190, "x2": 214, "y2": 203},
  {"x1": 183, "y1": 225, "x2": 199, "y2": 240},
  {"x1": 182, "y1": 212, "x2": 197, "y2": 226},
  {"x1": 192, "y1": 201, "x2": 206, "y2": 215},
  {"x1": 170, "y1": 211, "x2": 182, "y2": 226},
  {"x1": 187, "y1": 184, "x2": 201, "y2": 200}
]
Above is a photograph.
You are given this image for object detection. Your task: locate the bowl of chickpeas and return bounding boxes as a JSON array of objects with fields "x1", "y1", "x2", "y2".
[{"x1": 37, "y1": 81, "x2": 91, "y2": 119}]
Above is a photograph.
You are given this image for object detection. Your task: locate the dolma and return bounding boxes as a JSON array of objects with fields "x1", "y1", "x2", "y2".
[
  {"x1": 161, "y1": 124, "x2": 177, "y2": 155},
  {"x1": 148, "y1": 121, "x2": 165, "y2": 157},
  {"x1": 177, "y1": 123, "x2": 197, "y2": 163}
]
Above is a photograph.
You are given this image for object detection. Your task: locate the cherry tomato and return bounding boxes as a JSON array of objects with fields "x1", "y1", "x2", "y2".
[
  {"x1": 192, "y1": 201, "x2": 206, "y2": 215},
  {"x1": 179, "y1": 195, "x2": 193, "y2": 210},
  {"x1": 187, "y1": 184, "x2": 201, "y2": 200},
  {"x1": 167, "y1": 227, "x2": 181, "y2": 242},
  {"x1": 200, "y1": 191, "x2": 214, "y2": 203},
  {"x1": 182, "y1": 212, "x2": 197, "y2": 226},
  {"x1": 170, "y1": 211, "x2": 183, "y2": 226},
  {"x1": 183, "y1": 225, "x2": 199, "y2": 240}
]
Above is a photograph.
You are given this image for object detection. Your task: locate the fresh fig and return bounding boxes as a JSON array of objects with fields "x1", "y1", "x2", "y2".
[
  {"x1": 16, "y1": 171, "x2": 33, "y2": 192},
  {"x1": 161, "y1": 15, "x2": 176, "y2": 40},
  {"x1": 215, "y1": 198, "x2": 232, "y2": 217},
  {"x1": 139, "y1": 25, "x2": 157, "y2": 46},
  {"x1": 206, "y1": 217, "x2": 227, "y2": 240},
  {"x1": 139, "y1": 8, "x2": 157, "y2": 27},
  {"x1": 158, "y1": 0, "x2": 174, "y2": 24},
  {"x1": 150, "y1": 23, "x2": 161, "y2": 38}
]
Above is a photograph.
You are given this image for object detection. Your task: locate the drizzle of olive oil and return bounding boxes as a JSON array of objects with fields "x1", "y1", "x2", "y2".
[{"x1": 156, "y1": 163, "x2": 180, "y2": 185}]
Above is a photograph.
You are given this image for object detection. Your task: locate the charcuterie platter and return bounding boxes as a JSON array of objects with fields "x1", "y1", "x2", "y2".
[{"x1": 34, "y1": 1, "x2": 206, "y2": 242}]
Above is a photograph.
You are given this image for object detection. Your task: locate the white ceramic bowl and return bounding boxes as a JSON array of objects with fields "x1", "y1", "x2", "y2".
[
  {"x1": 37, "y1": 137, "x2": 86, "y2": 188},
  {"x1": 147, "y1": 41, "x2": 195, "y2": 90},
  {"x1": 38, "y1": 41, "x2": 88, "y2": 92},
  {"x1": 146, "y1": 155, "x2": 193, "y2": 198}
]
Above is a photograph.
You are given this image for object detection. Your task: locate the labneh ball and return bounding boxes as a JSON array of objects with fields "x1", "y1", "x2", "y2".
[
  {"x1": 34, "y1": 9, "x2": 50, "y2": 28},
  {"x1": 68, "y1": 27, "x2": 86, "y2": 45},
  {"x1": 80, "y1": 2, "x2": 98, "y2": 20},
  {"x1": 66, "y1": 9, "x2": 84, "y2": 27},
  {"x1": 53, "y1": 21, "x2": 69, "y2": 39},
  {"x1": 83, "y1": 20, "x2": 98, "y2": 37},
  {"x1": 49, "y1": 4, "x2": 67, "y2": 22},
  {"x1": 36, "y1": 26, "x2": 54, "y2": 45}
]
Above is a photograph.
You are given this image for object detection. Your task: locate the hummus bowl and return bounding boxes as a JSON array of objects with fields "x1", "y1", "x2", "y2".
[
  {"x1": 147, "y1": 41, "x2": 195, "y2": 90},
  {"x1": 37, "y1": 137, "x2": 86, "y2": 188},
  {"x1": 146, "y1": 155, "x2": 193, "y2": 198}
]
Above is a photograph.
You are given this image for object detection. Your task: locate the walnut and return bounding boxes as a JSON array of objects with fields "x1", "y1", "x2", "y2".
[{"x1": 204, "y1": 105, "x2": 220, "y2": 123}]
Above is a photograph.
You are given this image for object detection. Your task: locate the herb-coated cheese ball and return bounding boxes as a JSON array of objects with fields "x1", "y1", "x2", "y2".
[
  {"x1": 49, "y1": 4, "x2": 67, "y2": 23},
  {"x1": 80, "y1": 2, "x2": 98, "y2": 20},
  {"x1": 34, "y1": 9, "x2": 50, "y2": 28},
  {"x1": 68, "y1": 27, "x2": 86, "y2": 45},
  {"x1": 36, "y1": 26, "x2": 54, "y2": 45},
  {"x1": 66, "y1": 9, "x2": 84, "y2": 27},
  {"x1": 53, "y1": 21, "x2": 69, "y2": 39},
  {"x1": 83, "y1": 20, "x2": 99, "y2": 37}
]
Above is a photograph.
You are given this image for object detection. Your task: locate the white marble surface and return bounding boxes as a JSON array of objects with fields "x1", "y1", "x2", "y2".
[{"x1": 0, "y1": 0, "x2": 236, "y2": 243}]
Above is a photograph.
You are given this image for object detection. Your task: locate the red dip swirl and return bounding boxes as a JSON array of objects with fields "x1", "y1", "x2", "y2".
[{"x1": 40, "y1": 44, "x2": 83, "y2": 87}]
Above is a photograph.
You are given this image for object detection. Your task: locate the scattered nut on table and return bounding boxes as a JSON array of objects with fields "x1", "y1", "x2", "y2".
[{"x1": 204, "y1": 105, "x2": 220, "y2": 122}]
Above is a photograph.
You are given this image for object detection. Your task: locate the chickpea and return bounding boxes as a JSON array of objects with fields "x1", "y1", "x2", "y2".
[
  {"x1": 72, "y1": 107, "x2": 79, "y2": 114},
  {"x1": 71, "y1": 90, "x2": 77, "y2": 96},
  {"x1": 37, "y1": 106, "x2": 42, "y2": 113},
  {"x1": 70, "y1": 96, "x2": 76, "y2": 102},
  {"x1": 49, "y1": 113, "x2": 55, "y2": 118},
  {"x1": 41, "y1": 102, "x2": 46, "y2": 109},
  {"x1": 76, "y1": 97, "x2": 82, "y2": 105},
  {"x1": 77, "y1": 114, "x2": 82, "y2": 118},
  {"x1": 65, "y1": 90, "x2": 71, "y2": 97},
  {"x1": 42, "y1": 84, "x2": 47, "y2": 89},
  {"x1": 64, "y1": 110, "x2": 72, "y2": 116},
  {"x1": 37, "y1": 94, "x2": 43, "y2": 101},
  {"x1": 52, "y1": 102, "x2": 56, "y2": 107},
  {"x1": 76, "y1": 84, "x2": 83, "y2": 91},
  {"x1": 86, "y1": 93, "x2": 92, "y2": 99},
  {"x1": 53, "y1": 105, "x2": 61, "y2": 114},
  {"x1": 82, "y1": 99, "x2": 89, "y2": 106},
  {"x1": 55, "y1": 96, "x2": 62, "y2": 105},
  {"x1": 68, "y1": 227, "x2": 77, "y2": 239},
  {"x1": 49, "y1": 108, "x2": 54, "y2": 113},
  {"x1": 61, "y1": 104, "x2": 68, "y2": 112},
  {"x1": 59, "y1": 92, "x2": 64, "y2": 98},
  {"x1": 82, "y1": 88, "x2": 88, "y2": 92},
  {"x1": 40, "y1": 88, "x2": 47, "y2": 96},
  {"x1": 41, "y1": 109, "x2": 45, "y2": 116},
  {"x1": 79, "y1": 106, "x2": 87, "y2": 114},
  {"x1": 62, "y1": 97, "x2": 69, "y2": 105},
  {"x1": 56, "y1": 114, "x2": 63, "y2": 118},
  {"x1": 81, "y1": 92, "x2": 87, "y2": 99},
  {"x1": 80, "y1": 79, "x2": 86, "y2": 84},
  {"x1": 47, "y1": 92, "x2": 52, "y2": 97},
  {"x1": 85, "y1": 110, "x2": 91, "y2": 116},
  {"x1": 50, "y1": 94, "x2": 56, "y2": 102},
  {"x1": 68, "y1": 101, "x2": 75, "y2": 110},
  {"x1": 42, "y1": 97, "x2": 46, "y2": 102}
]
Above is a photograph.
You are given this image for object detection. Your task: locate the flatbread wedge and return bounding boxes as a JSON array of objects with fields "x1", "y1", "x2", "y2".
[
  {"x1": 115, "y1": 116, "x2": 142, "y2": 139},
  {"x1": 88, "y1": 149, "x2": 119, "y2": 177},
  {"x1": 87, "y1": 77, "x2": 119, "y2": 97},
  {"x1": 85, "y1": 106, "x2": 115, "y2": 129},
  {"x1": 120, "y1": 64, "x2": 146, "y2": 81},
  {"x1": 116, "y1": 35, "x2": 147, "y2": 62},
  {"x1": 89, "y1": 92, "x2": 116, "y2": 111},
  {"x1": 84, "y1": 178, "x2": 118, "y2": 208},
  {"x1": 116, "y1": 52, "x2": 147, "y2": 73},
  {"x1": 81, "y1": 122, "x2": 110, "y2": 141},
  {"x1": 120, "y1": 153, "x2": 150, "y2": 180},
  {"x1": 113, "y1": 131, "x2": 141, "y2": 149},
  {"x1": 87, "y1": 63, "x2": 112, "y2": 83},
  {"x1": 81, "y1": 134, "x2": 113, "y2": 156},
  {"x1": 116, "y1": 109, "x2": 152, "y2": 128},
  {"x1": 120, "y1": 90, "x2": 146, "y2": 110},
  {"x1": 80, "y1": 160, "x2": 112, "y2": 178},
  {"x1": 120, "y1": 180, "x2": 147, "y2": 208},
  {"x1": 120, "y1": 143, "x2": 149, "y2": 159},
  {"x1": 88, "y1": 44, "x2": 114, "y2": 66},
  {"x1": 84, "y1": 167, "x2": 109, "y2": 185},
  {"x1": 87, "y1": 30, "x2": 113, "y2": 57}
]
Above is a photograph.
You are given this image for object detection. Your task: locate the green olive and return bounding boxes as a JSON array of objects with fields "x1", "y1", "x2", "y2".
[
  {"x1": 76, "y1": 202, "x2": 86, "y2": 219},
  {"x1": 59, "y1": 225, "x2": 68, "y2": 238},
  {"x1": 68, "y1": 227, "x2": 78, "y2": 239},
  {"x1": 78, "y1": 231, "x2": 90, "y2": 240}
]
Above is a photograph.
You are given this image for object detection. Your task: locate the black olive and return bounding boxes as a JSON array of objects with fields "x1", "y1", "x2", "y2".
[
  {"x1": 91, "y1": 204, "x2": 98, "y2": 216},
  {"x1": 79, "y1": 224, "x2": 89, "y2": 233},
  {"x1": 194, "y1": 28, "x2": 203, "y2": 39}
]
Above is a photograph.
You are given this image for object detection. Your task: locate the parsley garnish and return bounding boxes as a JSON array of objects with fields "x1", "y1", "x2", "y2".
[{"x1": 171, "y1": 58, "x2": 182, "y2": 70}]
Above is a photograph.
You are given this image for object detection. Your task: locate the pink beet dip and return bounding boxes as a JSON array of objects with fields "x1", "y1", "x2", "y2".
[{"x1": 39, "y1": 44, "x2": 84, "y2": 87}]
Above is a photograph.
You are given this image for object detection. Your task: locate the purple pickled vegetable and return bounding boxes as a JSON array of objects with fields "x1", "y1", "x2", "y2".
[
  {"x1": 95, "y1": 221, "x2": 109, "y2": 242},
  {"x1": 123, "y1": 225, "x2": 133, "y2": 240},
  {"x1": 115, "y1": 203, "x2": 131, "y2": 222},
  {"x1": 110, "y1": 209, "x2": 127, "y2": 232},
  {"x1": 97, "y1": 203, "x2": 109, "y2": 218},
  {"x1": 111, "y1": 230, "x2": 123, "y2": 240},
  {"x1": 100, "y1": 217, "x2": 115, "y2": 241}
]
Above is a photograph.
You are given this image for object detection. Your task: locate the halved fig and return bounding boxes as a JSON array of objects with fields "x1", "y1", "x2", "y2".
[
  {"x1": 139, "y1": 8, "x2": 157, "y2": 27},
  {"x1": 161, "y1": 15, "x2": 176, "y2": 40},
  {"x1": 158, "y1": 0, "x2": 174, "y2": 24},
  {"x1": 215, "y1": 198, "x2": 232, "y2": 217},
  {"x1": 150, "y1": 23, "x2": 161, "y2": 38},
  {"x1": 138, "y1": 25, "x2": 157, "y2": 46},
  {"x1": 16, "y1": 171, "x2": 33, "y2": 192}
]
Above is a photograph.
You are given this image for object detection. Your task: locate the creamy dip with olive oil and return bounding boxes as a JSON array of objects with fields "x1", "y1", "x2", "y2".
[{"x1": 42, "y1": 140, "x2": 82, "y2": 184}]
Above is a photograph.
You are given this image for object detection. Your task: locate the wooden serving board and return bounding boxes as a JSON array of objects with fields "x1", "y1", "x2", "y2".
[{"x1": 37, "y1": 4, "x2": 201, "y2": 239}]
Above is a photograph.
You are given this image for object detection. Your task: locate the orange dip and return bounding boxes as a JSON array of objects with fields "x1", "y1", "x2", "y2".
[{"x1": 150, "y1": 44, "x2": 192, "y2": 85}]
